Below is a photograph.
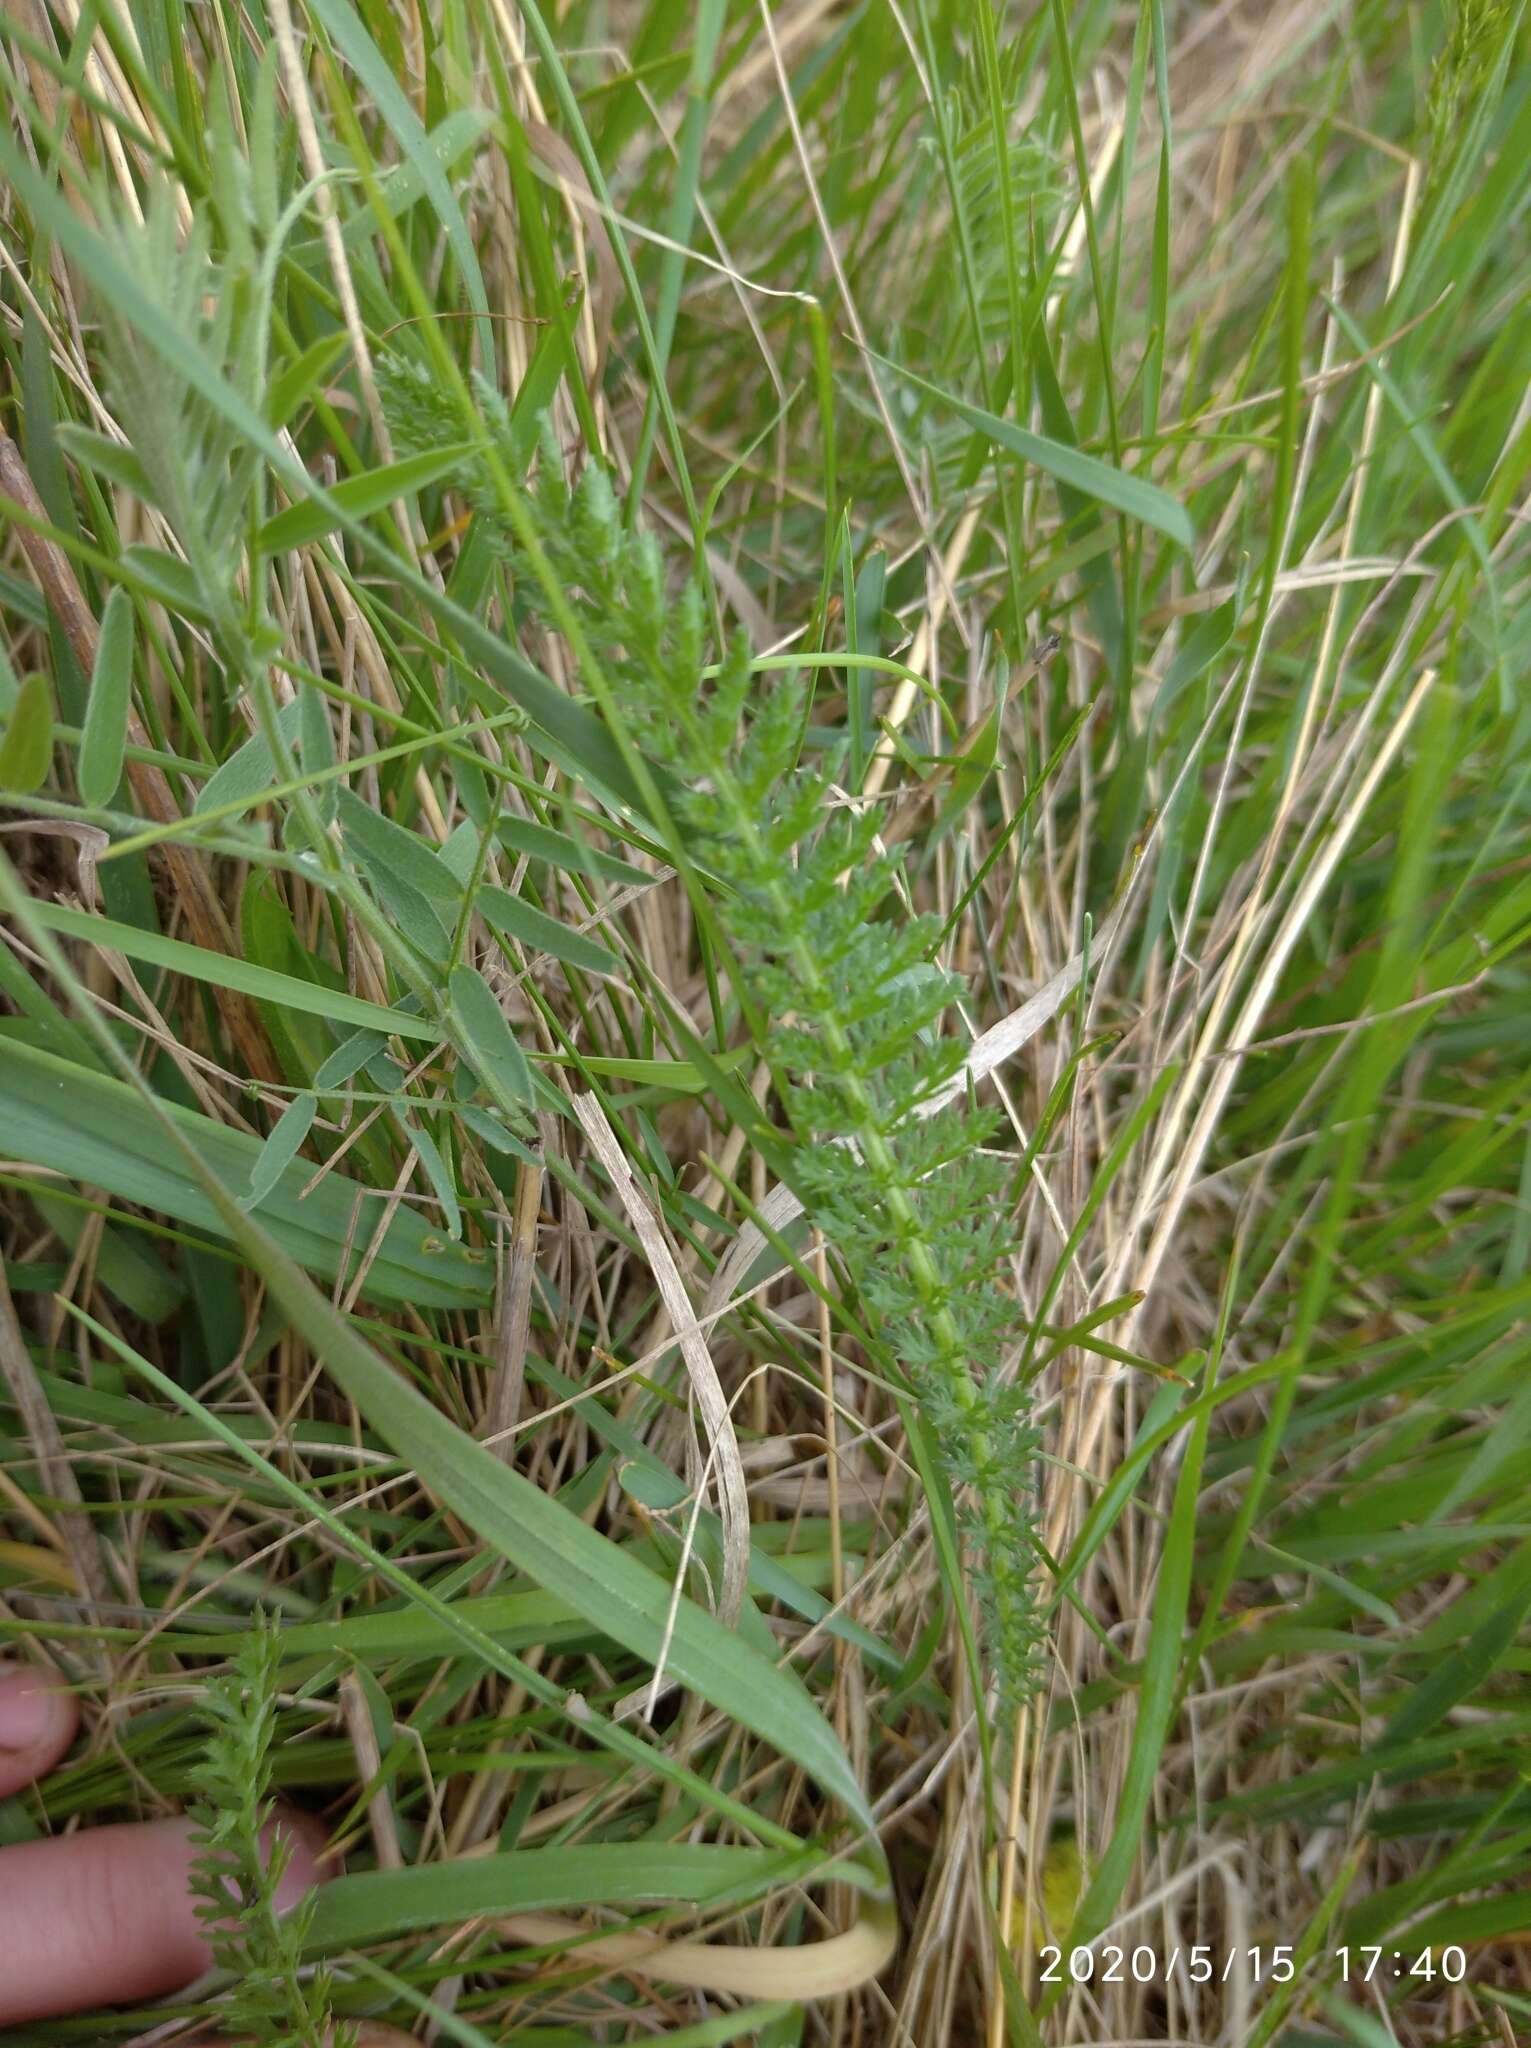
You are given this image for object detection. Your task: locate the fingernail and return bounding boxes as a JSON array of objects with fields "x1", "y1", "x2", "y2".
[{"x1": 0, "y1": 1671, "x2": 55, "y2": 1752}]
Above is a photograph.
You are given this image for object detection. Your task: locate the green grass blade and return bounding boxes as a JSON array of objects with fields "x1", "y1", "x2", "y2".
[{"x1": 868, "y1": 349, "x2": 1194, "y2": 550}]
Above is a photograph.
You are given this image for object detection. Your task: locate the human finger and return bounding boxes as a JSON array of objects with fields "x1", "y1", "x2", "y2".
[
  {"x1": 0, "y1": 1805, "x2": 327, "y2": 2026},
  {"x1": 0, "y1": 1662, "x2": 80, "y2": 1798}
]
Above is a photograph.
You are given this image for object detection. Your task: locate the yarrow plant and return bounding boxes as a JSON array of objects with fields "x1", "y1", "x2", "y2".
[
  {"x1": 466, "y1": 429, "x2": 1048, "y2": 1716},
  {"x1": 190, "y1": 1622, "x2": 343, "y2": 2048}
]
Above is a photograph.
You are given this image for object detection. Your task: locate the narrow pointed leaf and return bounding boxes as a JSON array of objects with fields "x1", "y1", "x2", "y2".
[
  {"x1": 243, "y1": 1091, "x2": 318, "y2": 1212},
  {"x1": 870, "y1": 347, "x2": 1195, "y2": 550},
  {"x1": 478, "y1": 884, "x2": 620, "y2": 976},
  {"x1": 254, "y1": 443, "x2": 476, "y2": 554},
  {"x1": 78, "y1": 586, "x2": 134, "y2": 806},
  {"x1": 449, "y1": 963, "x2": 534, "y2": 1114},
  {"x1": 195, "y1": 697, "x2": 303, "y2": 818},
  {"x1": 0, "y1": 672, "x2": 53, "y2": 793}
]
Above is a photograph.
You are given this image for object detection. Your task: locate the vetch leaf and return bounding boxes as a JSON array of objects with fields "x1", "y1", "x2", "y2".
[
  {"x1": 335, "y1": 785, "x2": 462, "y2": 903},
  {"x1": 52, "y1": 424, "x2": 154, "y2": 500},
  {"x1": 403, "y1": 1115, "x2": 462, "y2": 1241},
  {"x1": 0, "y1": 672, "x2": 53, "y2": 793},
  {"x1": 456, "y1": 1101, "x2": 539, "y2": 1163},
  {"x1": 449, "y1": 963, "x2": 534, "y2": 1116},
  {"x1": 78, "y1": 586, "x2": 134, "y2": 806},
  {"x1": 478, "y1": 883, "x2": 620, "y2": 976},
  {"x1": 299, "y1": 682, "x2": 337, "y2": 826},
  {"x1": 195, "y1": 697, "x2": 303, "y2": 818},
  {"x1": 314, "y1": 1028, "x2": 387, "y2": 1091},
  {"x1": 118, "y1": 543, "x2": 211, "y2": 620},
  {"x1": 496, "y1": 813, "x2": 650, "y2": 886},
  {"x1": 243, "y1": 1091, "x2": 318, "y2": 1212}
]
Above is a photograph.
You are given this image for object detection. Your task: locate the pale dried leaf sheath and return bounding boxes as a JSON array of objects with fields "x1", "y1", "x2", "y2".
[
  {"x1": 570, "y1": 1093, "x2": 750, "y2": 1629},
  {"x1": 498, "y1": 1891, "x2": 898, "y2": 1999},
  {"x1": 339, "y1": 1669, "x2": 403, "y2": 1872}
]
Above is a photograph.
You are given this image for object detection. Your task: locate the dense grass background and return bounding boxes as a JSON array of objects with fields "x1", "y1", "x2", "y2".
[{"x1": 1, "y1": 0, "x2": 1529, "y2": 2042}]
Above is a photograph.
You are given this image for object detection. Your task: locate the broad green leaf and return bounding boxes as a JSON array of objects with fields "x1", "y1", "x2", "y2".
[
  {"x1": 239, "y1": 874, "x2": 374, "y2": 1105},
  {"x1": 263, "y1": 332, "x2": 349, "y2": 429},
  {"x1": 255, "y1": 443, "x2": 476, "y2": 554},
  {"x1": 206, "y1": 1207, "x2": 876, "y2": 1834},
  {"x1": 31, "y1": 1192, "x2": 185, "y2": 1324},
  {"x1": 503, "y1": 318, "x2": 568, "y2": 471},
  {"x1": 27, "y1": 899, "x2": 440, "y2": 1042},
  {"x1": 478, "y1": 883, "x2": 620, "y2": 976},
  {"x1": 78, "y1": 586, "x2": 134, "y2": 806},
  {"x1": 335, "y1": 785, "x2": 462, "y2": 902},
  {"x1": 871, "y1": 348, "x2": 1195, "y2": 550},
  {"x1": 403, "y1": 1116, "x2": 462, "y2": 1240},
  {"x1": 59, "y1": 1294, "x2": 810, "y2": 1857},
  {"x1": 449, "y1": 963, "x2": 534, "y2": 1115},
  {"x1": 244, "y1": 1091, "x2": 318, "y2": 1213},
  {"x1": 0, "y1": 1037, "x2": 487, "y2": 1309},
  {"x1": 0, "y1": 672, "x2": 53, "y2": 793},
  {"x1": 307, "y1": 1843, "x2": 813, "y2": 1947},
  {"x1": 194, "y1": 697, "x2": 303, "y2": 818},
  {"x1": 497, "y1": 813, "x2": 650, "y2": 886}
]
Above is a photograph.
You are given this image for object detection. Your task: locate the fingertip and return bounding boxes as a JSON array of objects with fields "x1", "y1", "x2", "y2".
[
  {"x1": 0, "y1": 1798, "x2": 339, "y2": 2024},
  {"x1": 0, "y1": 1663, "x2": 80, "y2": 1798}
]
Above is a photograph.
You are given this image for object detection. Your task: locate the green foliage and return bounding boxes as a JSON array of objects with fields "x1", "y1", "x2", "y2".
[
  {"x1": 0, "y1": 670, "x2": 53, "y2": 793},
  {"x1": 189, "y1": 1620, "x2": 345, "y2": 2048},
  {"x1": 2, "y1": 2, "x2": 1529, "y2": 2041},
  {"x1": 503, "y1": 441, "x2": 1044, "y2": 1713},
  {"x1": 1427, "y1": 0, "x2": 1515, "y2": 162}
]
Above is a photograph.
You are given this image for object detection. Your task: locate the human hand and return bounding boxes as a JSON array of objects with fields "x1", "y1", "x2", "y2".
[{"x1": 0, "y1": 1660, "x2": 333, "y2": 2030}]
